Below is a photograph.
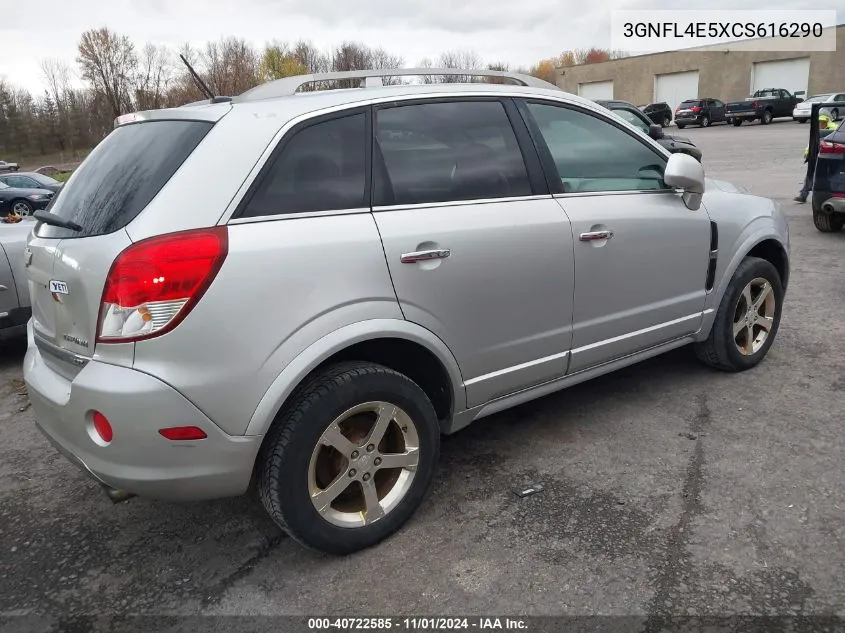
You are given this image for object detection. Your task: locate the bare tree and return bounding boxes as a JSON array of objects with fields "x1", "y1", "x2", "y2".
[
  {"x1": 134, "y1": 44, "x2": 172, "y2": 110},
  {"x1": 203, "y1": 37, "x2": 258, "y2": 96},
  {"x1": 77, "y1": 27, "x2": 138, "y2": 117},
  {"x1": 437, "y1": 50, "x2": 483, "y2": 82}
]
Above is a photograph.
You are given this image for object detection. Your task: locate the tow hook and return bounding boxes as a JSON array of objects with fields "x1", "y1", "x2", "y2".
[{"x1": 101, "y1": 484, "x2": 136, "y2": 504}]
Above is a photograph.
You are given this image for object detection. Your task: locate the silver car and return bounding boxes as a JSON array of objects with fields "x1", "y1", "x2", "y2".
[{"x1": 23, "y1": 68, "x2": 790, "y2": 554}]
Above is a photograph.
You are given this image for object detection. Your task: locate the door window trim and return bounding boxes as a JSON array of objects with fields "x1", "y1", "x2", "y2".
[
  {"x1": 371, "y1": 96, "x2": 549, "y2": 210},
  {"x1": 230, "y1": 105, "x2": 372, "y2": 221},
  {"x1": 514, "y1": 97, "x2": 675, "y2": 197}
]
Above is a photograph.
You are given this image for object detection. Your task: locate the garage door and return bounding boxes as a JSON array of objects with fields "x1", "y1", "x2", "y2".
[
  {"x1": 751, "y1": 58, "x2": 810, "y2": 98},
  {"x1": 654, "y1": 71, "x2": 700, "y2": 118},
  {"x1": 578, "y1": 80, "x2": 613, "y2": 101}
]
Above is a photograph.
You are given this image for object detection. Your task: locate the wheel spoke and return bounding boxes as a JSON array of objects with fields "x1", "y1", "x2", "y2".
[
  {"x1": 741, "y1": 284, "x2": 753, "y2": 310},
  {"x1": 758, "y1": 316, "x2": 774, "y2": 332},
  {"x1": 377, "y1": 448, "x2": 419, "y2": 471},
  {"x1": 320, "y1": 423, "x2": 358, "y2": 457},
  {"x1": 744, "y1": 325, "x2": 755, "y2": 354},
  {"x1": 312, "y1": 474, "x2": 352, "y2": 512},
  {"x1": 361, "y1": 480, "x2": 385, "y2": 524},
  {"x1": 753, "y1": 283, "x2": 772, "y2": 310},
  {"x1": 733, "y1": 317, "x2": 746, "y2": 337},
  {"x1": 367, "y1": 403, "x2": 396, "y2": 447}
]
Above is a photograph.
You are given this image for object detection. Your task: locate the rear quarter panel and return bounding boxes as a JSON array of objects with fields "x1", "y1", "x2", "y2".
[{"x1": 130, "y1": 213, "x2": 408, "y2": 436}]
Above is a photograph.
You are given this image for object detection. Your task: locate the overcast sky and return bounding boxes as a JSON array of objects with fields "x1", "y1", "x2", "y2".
[{"x1": 0, "y1": 0, "x2": 841, "y2": 94}]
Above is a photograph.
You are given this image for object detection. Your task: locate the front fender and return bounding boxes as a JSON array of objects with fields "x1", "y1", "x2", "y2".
[
  {"x1": 244, "y1": 319, "x2": 467, "y2": 436},
  {"x1": 696, "y1": 221, "x2": 788, "y2": 341}
]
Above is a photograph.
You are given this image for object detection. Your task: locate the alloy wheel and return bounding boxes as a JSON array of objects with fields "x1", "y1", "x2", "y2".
[
  {"x1": 732, "y1": 277, "x2": 776, "y2": 356},
  {"x1": 308, "y1": 401, "x2": 420, "y2": 528},
  {"x1": 11, "y1": 201, "x2": 32, "y2": 216}
]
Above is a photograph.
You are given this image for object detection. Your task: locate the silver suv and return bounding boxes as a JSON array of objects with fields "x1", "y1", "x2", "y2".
[{"x1": 23, "y1": 69, "x2": 789, "y2": 554}]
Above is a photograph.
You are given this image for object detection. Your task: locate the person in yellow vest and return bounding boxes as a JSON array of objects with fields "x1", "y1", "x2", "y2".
[{"x1": 795, "y1": 112, "x2": 834, "y2": 203}]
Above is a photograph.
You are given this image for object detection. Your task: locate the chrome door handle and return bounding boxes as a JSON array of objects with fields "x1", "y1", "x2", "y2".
[
  {"x1": 400, "y1": 249, "x2": 451, "y2": 264},
  {"x1": 579, "y1": 230, "x2": 613, "y2": 242}
]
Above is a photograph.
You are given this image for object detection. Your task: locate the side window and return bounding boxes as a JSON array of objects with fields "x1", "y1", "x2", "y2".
[
  {"x1": 713, "y1": 100, "x2": 724, "y2": 108},
  {"x1": 374, "y1": 100, "x2": 532, "y2": 206},
  {"x1": 525, "y1": 101, "x2": 668, "y2": 194},
  {"x1": 241, "y1": 112, "x2": 366, "y2": 217},
  {"x1": 836, "y1": 94, "x2": 845, "y2": 102}
]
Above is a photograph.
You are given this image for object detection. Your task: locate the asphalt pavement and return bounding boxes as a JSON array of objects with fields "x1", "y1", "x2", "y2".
[{"x1": 1, "y1": 118, "x2": 844, "y2": 630}]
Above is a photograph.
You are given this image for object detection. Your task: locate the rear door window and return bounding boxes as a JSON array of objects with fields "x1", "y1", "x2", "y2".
[
  {"x1": 36, "y1": 120, "x2": 213, "y2": 239},
  {"x1": 373, "y1": 100, "x2": 532, "y2": 206}
]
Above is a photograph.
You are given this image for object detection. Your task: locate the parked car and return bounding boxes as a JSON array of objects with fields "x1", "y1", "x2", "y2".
[
  {"x1": 808, "y1": 105, "x2": 845, "y2": 232},
  {"x1": 25, "y1": 68, "x2": 789, "y2": 555},
  {"x1": 640, "y1": 102, "x2": 673, "y2": 127},
  {"x1": 0, "y1": 181, "x2": 55, "y2": 216},
  {"x1": 0, "y1": 160, "x2": 20, "y2": 173},
  {"x1": 595, "y1": 99, "x2": 702, "y2": 161},
  {"x1": 0, "y1": 217, "x2": 35, "y2": 340},
  {"x1": 675, "y1": 98, "x2": 728, "y2": 128},
  {"x1": 793, "y1": 93, "x2": 845, "y2": 123},
  {"x1": 0, "y1": 171, "x2": 64, "y2": 193},
  {"x1": 725, "y1": 88, "x2": 804, "y2": 126}
]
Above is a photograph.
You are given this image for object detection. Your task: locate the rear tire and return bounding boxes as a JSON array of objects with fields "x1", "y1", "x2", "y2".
[
  {"x1": 694, "y1": 257, "x2": 783, "y2": 372},
  {"x1": 813, "y1": 209, "x2": 845, "y2": 232},
  {"x1": 258, "y1": 361, "x2": 440, "y2": 555},
  {"x1": 663, "y1": 116, "x2": 671, "y2": 127},
  {"x1": 676, "y1": 124, "x2": 686, "y2": 129},
  {"x1": 10, "y1": 199, "x2": 33, "y2": 216},
  {"x1": 761, "y1": 110, "x2": 773, "y2": 125},
  {"x1": 831, "y1": 108, "x2": 840, "y2": 121},
  {"x1": 732, "y1": 119, "x2": 743, "y2": 127}
]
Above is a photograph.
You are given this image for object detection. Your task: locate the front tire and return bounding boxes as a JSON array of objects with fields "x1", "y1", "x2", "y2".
[
  {"x1": 258, "y1": 361, "x2": 440, "y2": 555},
  {"x1": 676, "y1": 123, "x2": 686, "y2": 129},
  {"x1": 663, "y1": 116, "x2": 671, "y2": 127},
  {"x1": 813, "y1": 209, "x2": 845, "y2": 232},
  {"x1": 831, "y1": 108, "x2": 840, "y2": 121},
  {"x1": 694, "y1": 257, "x2": 784, "y2": 372},
  {"x1": 701, "y1": 116, "x2": 711, "y2": 128}
]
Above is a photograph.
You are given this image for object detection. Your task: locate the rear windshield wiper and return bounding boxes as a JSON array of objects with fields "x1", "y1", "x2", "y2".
[{"x1": 33, "y1": 211, "x2": 83, "y2": 232}]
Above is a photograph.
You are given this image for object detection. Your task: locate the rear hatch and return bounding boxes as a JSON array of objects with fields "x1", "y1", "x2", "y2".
[
  {"x1": 26, "y1": 116, "x2": 216, "y2": 379},
  {"x1": 675, "y1": 100, "x2": 701, "y2": 117}
]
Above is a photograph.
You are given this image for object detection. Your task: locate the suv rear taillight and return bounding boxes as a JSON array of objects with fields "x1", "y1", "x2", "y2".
[
  {"x1": 819, "y1": 140, "x2": 845, "y2": 155},
  {"x1": 97, "y1": 227, "x2": 228, "y2": 343},
  {"x1": 691, "y1": 106, "x2": 702, "y2": 113}
]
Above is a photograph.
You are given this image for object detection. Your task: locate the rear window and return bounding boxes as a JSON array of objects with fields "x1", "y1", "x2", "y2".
[
  {"x1": 680, "y1": 100, "x2": 700, "y2": 108},
  {"x1": 36, "y1": 120, "x2": 212, "y2": 238}
]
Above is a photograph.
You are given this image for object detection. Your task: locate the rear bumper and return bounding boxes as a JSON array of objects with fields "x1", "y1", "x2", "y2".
[
  {"x1": 24, "y1": 323, "x2": 262, "y2": 501},
  {"x1": 727, "y1": 111, "x2": 758, "y2": 119}
]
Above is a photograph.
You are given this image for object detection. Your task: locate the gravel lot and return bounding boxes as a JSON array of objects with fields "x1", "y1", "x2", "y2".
[{"x1": 1, "y1": 119, "x2": 844, "y2": 628}]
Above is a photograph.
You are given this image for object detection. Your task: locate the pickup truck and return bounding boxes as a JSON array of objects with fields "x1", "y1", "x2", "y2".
[{"x1": 725, "y1": 88, "x2": 805, "y2": 126}]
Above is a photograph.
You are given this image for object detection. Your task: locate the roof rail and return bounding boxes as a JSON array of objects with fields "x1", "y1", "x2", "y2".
[{"x1": 235, "y1": 68, "x2": 560, "y2": 101}]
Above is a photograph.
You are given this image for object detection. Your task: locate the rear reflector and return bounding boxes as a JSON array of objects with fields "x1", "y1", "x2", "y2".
[
  {"x1": 93, "y1": 411, "x2": 113, "y2": 443},
  {"x1": 97, "y1": 227, "x2": 228, "y2": 343},
  {"x1": 159, "y1": 427, "x2": 208, "y2": 441}
]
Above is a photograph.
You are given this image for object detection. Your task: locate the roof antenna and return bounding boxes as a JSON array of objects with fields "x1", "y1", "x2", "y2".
[{"x1": 179, "y1": 53, "x2": 215, "y2": 100}]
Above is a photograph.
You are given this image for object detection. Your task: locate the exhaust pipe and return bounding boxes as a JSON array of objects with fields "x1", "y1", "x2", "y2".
[
  {"x1": 102, "y1": 484, "x2": 136, "y2": 504},
  {"x1": 822, "y1": 202, "x2": 835, "y2": 214}
]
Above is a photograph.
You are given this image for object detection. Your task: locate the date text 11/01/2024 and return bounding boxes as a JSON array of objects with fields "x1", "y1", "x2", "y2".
[{"x1": 307, "y1": 618, "x2": 528, "y2": 631}]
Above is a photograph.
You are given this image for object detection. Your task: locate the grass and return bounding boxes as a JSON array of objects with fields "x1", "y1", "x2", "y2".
[
  {"x1": 53, "y1": 172, "x2": 73, "y2": 183},
  {"x1": 2, "y1": 149, "x2": 93, "y2": 172}
]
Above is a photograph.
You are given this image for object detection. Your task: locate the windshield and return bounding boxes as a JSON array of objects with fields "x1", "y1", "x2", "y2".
[{"x1": 612, "y1": 108, "x2": 650, "y2": 133}]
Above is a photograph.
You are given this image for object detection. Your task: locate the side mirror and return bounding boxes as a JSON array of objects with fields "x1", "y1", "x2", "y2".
[
  {"x1": 665, "y1": 152, "x2": 705, "y2": 210},
  {"x1": 649, "y1": 124, "x2": 664, "y2": 140}
]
